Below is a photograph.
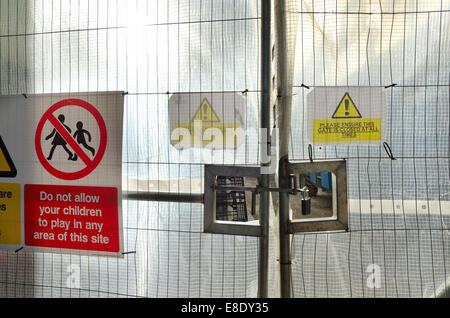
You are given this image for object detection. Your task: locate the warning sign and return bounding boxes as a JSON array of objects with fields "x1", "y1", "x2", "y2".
[
  {"x1": 0, "y1": 92, "x2": 124, "y2": 256},
  {"x1": 0, "y1": 136, "x2": 17, "y2": 178},
  {"x1": 0, "y1": 183, "x2": 21, "y2": 245},
  {"x1": 192, "y1": 98, "x2": 220, "y2": 122},
  {"x1": 169, "y1": 92, "x2": 246, "y2": 149},
  {"x1": 307, "y1": 87, "x2": 385, "y2": 145},
  {"x1": 331, "y1": 93, "x2": 362, "y2": 119},
  {"x1": 35, "y1": 98, "x2": 107, "y2": 181},
  {"x1": 25, "y1": 184, "x2": 119, "y2": 253}
]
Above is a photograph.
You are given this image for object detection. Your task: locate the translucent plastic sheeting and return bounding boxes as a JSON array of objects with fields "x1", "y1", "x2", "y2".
[
  {"x1": 290, "y1": 0, "x2": 450, "y2": 297},
  {"x1": 0, "y1": 0, "x2": 261, "y2": 298},
  {"x1": 0, "y1": 0, "x2": 448, "y2": 298}
]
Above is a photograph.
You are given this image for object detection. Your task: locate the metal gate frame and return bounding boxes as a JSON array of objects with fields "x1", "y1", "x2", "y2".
[{"x1": 122, "y1": 0, "x2": 354, "y2": 299}]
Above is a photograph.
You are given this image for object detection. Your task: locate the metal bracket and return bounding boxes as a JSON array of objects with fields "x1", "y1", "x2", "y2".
[
  {"x1": 203, "y1": 160, "x2": 347, "y2": 236},
  {"x1": 286, "y1": 159, "x2": 348, "y2": 233},
  {"x1": 204, "y1": 165, "x2": 263, "y2": 236}
]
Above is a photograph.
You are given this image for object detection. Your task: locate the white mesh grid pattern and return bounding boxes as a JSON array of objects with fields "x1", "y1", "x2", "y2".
[
  {"x1": 0, "y1": 0, "x2": 448, "y2": 298},
  {"x1": 290, "y1": 0, "x2": 450, "y2": 298},
  {"x1": 0, "y1": 0, "x2": 261, "y2": 298}
]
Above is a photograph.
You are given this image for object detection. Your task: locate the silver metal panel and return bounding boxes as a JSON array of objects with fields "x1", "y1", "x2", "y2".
[
  {"x1": 204, "y1": 165, "x2": 262, "y2": 237},
  {"x1": 288, "y1": 160, "x2": 348, "y2": 233}
]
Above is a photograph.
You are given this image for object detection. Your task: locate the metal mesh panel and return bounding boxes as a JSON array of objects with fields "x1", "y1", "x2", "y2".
[
  {"x1": 1, "y1": 0, "x2": 448, "y2": 299},
  {"x1": 290, "y1": 0, "x2": 450, "y2": 298},
  {"x1": 0, "y1": 0, "x2": 261, "y2": 298}
]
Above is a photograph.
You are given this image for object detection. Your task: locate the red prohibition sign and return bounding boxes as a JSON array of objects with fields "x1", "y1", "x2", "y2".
[{"x1": 35, "y1": 99, "x2": 107, "y2": 181}]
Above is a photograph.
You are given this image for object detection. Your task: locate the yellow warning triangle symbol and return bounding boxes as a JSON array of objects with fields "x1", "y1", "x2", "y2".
[
  {"x1": 192, "y1": 98, "x2": 220, "y2": 122},
  {"x1": 332, "y1": 92, "x2": 362, "y2": 119},
  {"x1": 0, "y1": 136, "x2": 17, "y2": 178}
]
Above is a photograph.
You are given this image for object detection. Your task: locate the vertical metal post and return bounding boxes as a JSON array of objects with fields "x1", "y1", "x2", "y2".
[
  {"x1": 258, "y1": 0, "x2": 272, "y2": 299},
  {"x1": 275, "y1": 0, "x2": 293, "y2": 298}
]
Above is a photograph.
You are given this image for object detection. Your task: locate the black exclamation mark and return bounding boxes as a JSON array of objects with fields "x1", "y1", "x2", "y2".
[
  {"x1": 345, "y1": 99, "x2": 349, "y2": 116},
  {"x1": 204, "y1": 103, "x2": 208, "y2": 121}
]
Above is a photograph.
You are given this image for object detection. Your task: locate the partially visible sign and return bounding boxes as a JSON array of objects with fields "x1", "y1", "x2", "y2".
[
  {"x1": 0, "y1": 183, "x2": 21, "y2": 245},
  {"x1": 169, "y1": 92, "x2": 246, "y2": 149},
  {"x1": 0, "y1": 136, "x2": 17, "y2": 178},
  {"x1": 307, "y1": 87, "x2": 386, "y2": 145}
]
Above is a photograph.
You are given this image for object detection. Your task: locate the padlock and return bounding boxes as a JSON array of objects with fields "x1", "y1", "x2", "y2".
[{"x1": 301, "y1": 187, "x2": 311, "y2": 215}]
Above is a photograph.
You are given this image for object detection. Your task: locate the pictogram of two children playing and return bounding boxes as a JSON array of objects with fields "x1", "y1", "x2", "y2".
[{"x1": 45, "y1": 114, "x2": 96, "y2": 161}]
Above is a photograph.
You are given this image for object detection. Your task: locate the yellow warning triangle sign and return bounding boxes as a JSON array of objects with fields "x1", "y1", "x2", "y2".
[
  {"x1": 192, "y1": 98, "x2": 220, "y2": 122},
  {"x1": 0, "y1": 136, "x2": 17, "y2": 178},
  {"x1": 332, "y1": 92, "x2": 362, "y2": 119}
]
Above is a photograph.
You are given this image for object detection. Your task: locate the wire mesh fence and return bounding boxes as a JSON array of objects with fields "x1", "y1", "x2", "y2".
[
  {"x1": 290, "y1": 0, "x2": 450, "y2": 298},
  {"x1": 0, "y1": 0, "x2": 448, "y2": 298},
  {"x1": 0, "y1": 0, "x2": 261, "y2": 298}
]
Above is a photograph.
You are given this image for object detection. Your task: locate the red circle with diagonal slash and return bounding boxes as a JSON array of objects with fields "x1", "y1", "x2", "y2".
[{"x1": 35, "y1": 99, "x2": 107, "y2": 181}]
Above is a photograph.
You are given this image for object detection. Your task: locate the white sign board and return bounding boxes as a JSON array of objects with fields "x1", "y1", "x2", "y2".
[
  {"x1": 0, "y1": 92, "x2": 124, "y2": 256},
  {"x1": 307, "y1": 87, "x2": 386, "y2": 146},
  {"x1": 169, "y1": 92, "x2": 246, "y2": 149}
]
